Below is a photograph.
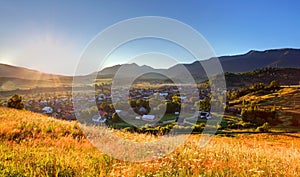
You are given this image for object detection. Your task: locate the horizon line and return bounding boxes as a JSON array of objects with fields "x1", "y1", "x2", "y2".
[{"x1": 1, "y1": 47, "x2": 299, "y2": 77}]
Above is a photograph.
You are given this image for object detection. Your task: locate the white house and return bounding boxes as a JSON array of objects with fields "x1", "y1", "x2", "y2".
[
  {"x1": 142, "y1": 115, "x2": 155, "y2": 122},
  {"x1": 153, "y1": 92, "x2": 168, "y2": 96},
  {"x1": 42, "y1": 106, "x2": 53, "y2": 114}
]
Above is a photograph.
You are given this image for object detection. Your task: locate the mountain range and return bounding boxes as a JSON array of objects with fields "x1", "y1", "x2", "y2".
[
  {"x1": 94, "y1": 48, "x2": 300, "y2": 82},
  {"x1": 1, "y1": 48, "x2": 300, "y2": 89}
]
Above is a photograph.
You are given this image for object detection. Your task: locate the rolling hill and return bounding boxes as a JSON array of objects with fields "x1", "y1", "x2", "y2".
[
  {"x1": 0, "y1": 64, "x2": 73, "y2": 90},
  {"x1": 1, "y1": 48, "x2": 300, "y2": 90},
  {"x1": 0, "y1": 63, "x2": 71, "y2": 81},
  {"x1": 225, "y1": 68, "x2": 300, "y2": 87}
]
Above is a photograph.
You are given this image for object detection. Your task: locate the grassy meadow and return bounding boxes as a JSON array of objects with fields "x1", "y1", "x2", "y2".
[
  {"x1": 0, "y1": 107, "x2": 300, "y2": 176},
  {"x1": 229, "y1": 87, "x2": 300, "y2": 129}
]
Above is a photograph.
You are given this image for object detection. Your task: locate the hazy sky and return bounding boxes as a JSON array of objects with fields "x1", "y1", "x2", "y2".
[{"x1": 0, "y1": 0, "x2": 299, "y2": 75}]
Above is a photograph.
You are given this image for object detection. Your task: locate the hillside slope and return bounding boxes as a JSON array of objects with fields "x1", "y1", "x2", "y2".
[
  {"x1": 161, "y1": 48, "x2": 300, "y2": 80},
  {"x1": 225, "y1": 68, "x2": 300, "y2": 87},
  {"x1": 1, "y1": 48, "x2": 300, "y2": 87},
  {"x1": 229, "y1": 87, "x2": 300, "y2": 128},
  {"x1": 85, "y1": 48, "x2": 300, "y2": 80},
  {"x1": 0, "y1": 64, "x2": 73, "y2": 90},
  {"x1": 218, "y1": 48, "x2": 300, "y2": 72},
  {"x1": 0, "y1": 63, "x2": 71, "y2": 81},
  {"x1": 0, "y1": 107, "x2": 300, "y2": 176}
]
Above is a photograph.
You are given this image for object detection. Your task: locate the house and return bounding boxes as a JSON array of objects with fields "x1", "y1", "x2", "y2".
[
  {"x1": 97, "y1": 94, "x2": 107, "y2": 103},
  {"x1": 142, "y1": 115, "x2": 155, "y2": 122},
  {"x1": 153, "y1": 92, "x2": 168, "y2": 96},
  {"x1": 42, "y1": 106, "x2": 53, "y2": 114},
  {"x1": 115, "y1": 110, "x2": 122, "y2": 113},
  {"x1": 40, "y1": 100, "x2": 47, "y2": 106},
  {"x1": 138, "y1": 106, "x2": 147, "y2": 115},
  {"x1": 179, "y1": 96, "x2": 187, "y2": 100}
]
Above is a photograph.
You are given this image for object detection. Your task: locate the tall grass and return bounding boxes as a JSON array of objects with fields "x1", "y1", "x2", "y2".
[{"x1": 0, "y1": 107, "x2": 299, "y2": 176}]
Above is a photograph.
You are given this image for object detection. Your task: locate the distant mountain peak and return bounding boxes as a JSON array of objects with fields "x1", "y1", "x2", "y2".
[
  {"x1": 246, "y1": 48, "x2": 300, "y2": 54},
  {"x1": 1, "y1": 48, "x2": 300, "y2": 80},
  {"x1": 246, "y1": 50, "x2": 259, "y2": 55}
]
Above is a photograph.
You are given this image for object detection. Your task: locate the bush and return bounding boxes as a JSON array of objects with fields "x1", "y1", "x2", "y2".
[
  {"x1": 7, "y1": 94, "x2": 24, "y2": 110},
  {"x1": 241, "y1": 106, "x2": 276, "y2": 125},
  {"x1": 111, "y1": 112, "x2": 122, "y2": 123},
  {"x1": 256, "y1": 122, "x2": 270, "y2": 132},
  {"x1": 192, "y1": 124, "x2": 204, "y2": 133},
  {"x1": 123, "y1": 126, "x2": 139, "y2": 133}
]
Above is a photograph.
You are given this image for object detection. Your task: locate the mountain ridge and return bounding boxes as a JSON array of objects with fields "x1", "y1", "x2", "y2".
[
  {"x1": 94, "y1": 48, "x2": 300, "y2": 78},
  {"x1": 1, "y1": 48, "x2": 300, "y2": 84},
  {"x1": 0, "y1": 63, "x2": 70, "y2": 80}
]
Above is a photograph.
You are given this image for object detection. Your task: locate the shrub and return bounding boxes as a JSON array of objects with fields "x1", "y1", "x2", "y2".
[
  {"x1": 7, "y1": 94, "x2": 24, "y2": 110},
  {"x1": 192, "y1": 124, "x2": 204, "y2": 133},
  {"x1": 111, "y1": 112, "x2": 122, "y2": 123},
  {"x1": 256, "y1": 122, "x2": 270, "y2": 132},
  {"x1": 123, "y1": 126, "x2": 139, "y2": 133},
  {"x1": 241, "y1": 106, "x2": 276, "y2": 125}
]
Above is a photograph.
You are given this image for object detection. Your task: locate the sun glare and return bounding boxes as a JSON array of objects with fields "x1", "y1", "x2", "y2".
[{"x1": 0, "y1": 58, "x2": 14, "y2": 65}]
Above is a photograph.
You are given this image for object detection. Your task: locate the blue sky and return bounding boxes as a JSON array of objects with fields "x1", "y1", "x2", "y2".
[{"x1": 0, "y1": 0, "x2": 299, "y2": 75}]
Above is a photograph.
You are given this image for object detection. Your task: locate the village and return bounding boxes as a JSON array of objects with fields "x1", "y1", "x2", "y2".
[{"x1": 1, "y1": 84, "x2": 217, "y2": 127}]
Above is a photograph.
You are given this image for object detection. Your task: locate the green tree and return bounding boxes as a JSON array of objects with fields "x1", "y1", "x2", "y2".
[
  {"x1": 111, "y1": 112, "x2": 122, "y2": 123},
  {"x1": 250, "y1": 82, "x2": 265, "y2": 91},
  {"x1": 7, "y1": 94, "x2": 24, "y2": 110},
  {"x1": 128, "y1": 99, "x2": 136, "y2": 108},
  {"x1": 171, "y1": 95, "x2": 181, "y2": 104},
  {"x1": 166, "y1": 101, "x2": 179, "y2": 113},
  {"x1": 199, "y1": 97, "x2": 211, "y2": 112}
]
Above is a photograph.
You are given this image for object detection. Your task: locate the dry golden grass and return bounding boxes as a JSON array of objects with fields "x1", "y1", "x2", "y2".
[
  {"x1": 235, "y1": 87, "x2": 300, "y2": 128},
  {"x1": 0, "y1": 107, "x2": 300, "y2": 176}
]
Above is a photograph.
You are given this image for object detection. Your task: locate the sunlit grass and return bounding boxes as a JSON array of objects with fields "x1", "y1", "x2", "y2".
[{"x1": 0, "y1": 107, "x2": 299, "y2": 176}]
